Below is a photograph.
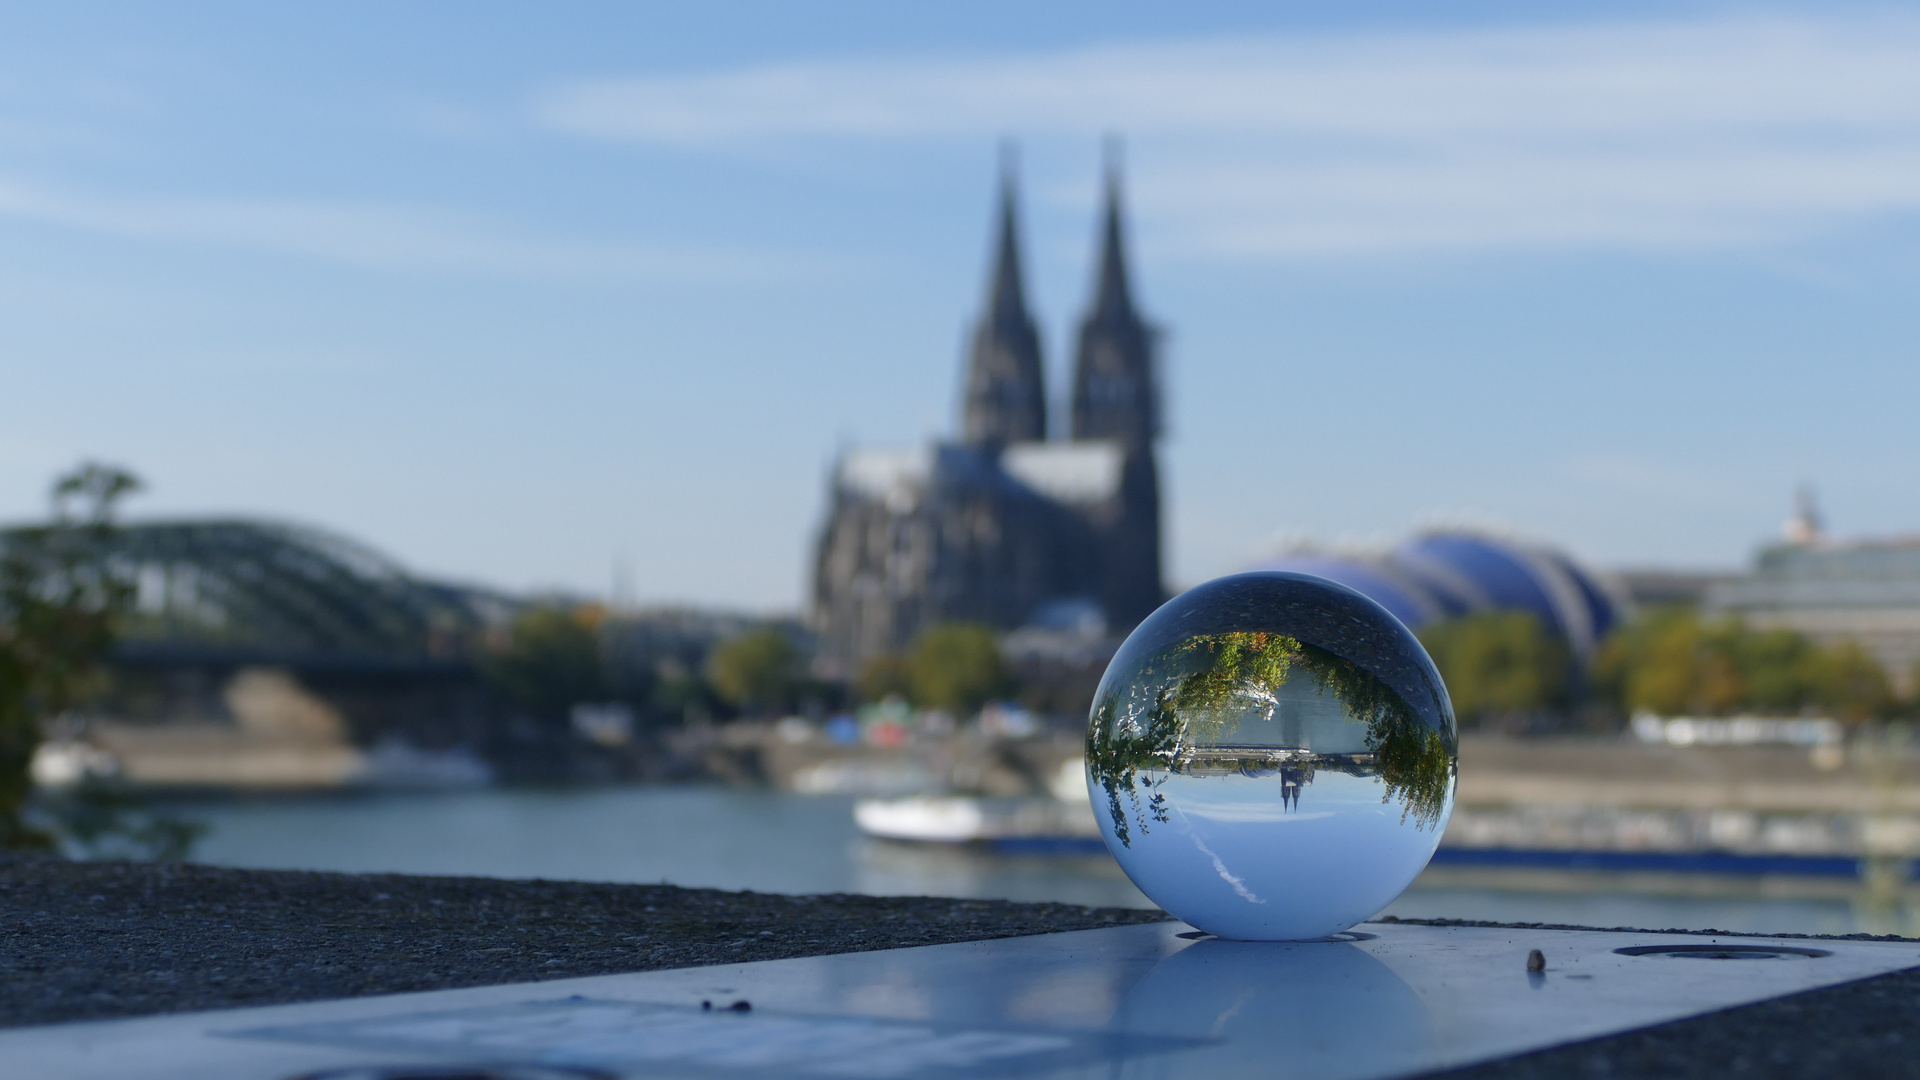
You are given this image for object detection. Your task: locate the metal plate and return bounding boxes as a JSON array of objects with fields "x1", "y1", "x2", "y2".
[{"x1": 4, "y1": 922, "x2": 1915, "y2": 1080}]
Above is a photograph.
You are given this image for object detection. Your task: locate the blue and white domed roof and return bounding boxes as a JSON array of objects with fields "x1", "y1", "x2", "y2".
[
  {"x1": 1237, "y1": 553, "x2": 1446, "y2": 631},
  {"x1": 1249, "y1": 530, "x2": 1626, "y2": 661}
]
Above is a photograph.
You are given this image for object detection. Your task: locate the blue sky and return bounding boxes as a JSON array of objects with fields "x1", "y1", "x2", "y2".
[{"x1": 5, "y1": 1, "x2": 1920, "y2": 610}]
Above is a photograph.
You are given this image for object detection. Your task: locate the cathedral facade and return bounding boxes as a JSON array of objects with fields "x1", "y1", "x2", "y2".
[{"x1": 811, "y1": 162, "x2": 1165, "y2": 678}]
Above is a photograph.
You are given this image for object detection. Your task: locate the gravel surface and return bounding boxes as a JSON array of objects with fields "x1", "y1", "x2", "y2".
[
  {"x1": 0, "y1": 853, "x2": 1165, "y2": 1029},
  {"x1": 7, "y1": 856, "x2": 1920, "y2": 1078}
]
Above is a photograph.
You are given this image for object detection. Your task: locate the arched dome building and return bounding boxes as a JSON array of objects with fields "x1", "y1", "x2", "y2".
[{"x1": 1250, "y1": 531, "x2": 1629, "y2": 665}]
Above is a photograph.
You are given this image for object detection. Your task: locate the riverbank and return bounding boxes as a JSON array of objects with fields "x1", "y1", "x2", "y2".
[{"x1": 153, "y1": 783, "x2": 1920, "y2": 934}]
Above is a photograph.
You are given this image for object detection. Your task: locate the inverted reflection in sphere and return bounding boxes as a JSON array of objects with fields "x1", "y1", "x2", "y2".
[{"x1": 1086, "y1": 572, "x2": 1457, "y2": 940}]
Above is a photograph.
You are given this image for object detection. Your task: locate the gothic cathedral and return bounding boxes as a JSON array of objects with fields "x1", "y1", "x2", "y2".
[{"x1": 811, "y1": 156, "x2": 1165, "y2": 677}]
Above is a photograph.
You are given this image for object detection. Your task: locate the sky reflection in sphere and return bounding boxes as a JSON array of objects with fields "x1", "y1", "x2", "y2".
[{"x1": 1086, "y1": 572, "x2": 1457, "y2": 940}]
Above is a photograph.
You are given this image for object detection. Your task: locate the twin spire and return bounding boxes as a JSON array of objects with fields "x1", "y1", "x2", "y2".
[
  {"x1": 961, "y1": 147, "x2": 1155, "y2": 452},
  {"x1": 986, "y1": 166, "x2": 1031, "y2": 333},
  {"x1": 1088, "y1": 161, "x2": 1135, "y2": 322}
]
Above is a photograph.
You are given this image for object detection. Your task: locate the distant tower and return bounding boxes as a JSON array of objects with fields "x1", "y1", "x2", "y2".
[
  {"x1": 1070, "y1": 144, "x2": 1165, "y2": 627},
  {"x1": 960, "y1": 152, "x2": 1047, "y2": 448},
  {"x1": 1784, "y1": 485, "x2": 1825, "y2": 546},
  {"x1": 1070, "y1": 148, "x2": 1158, "y2": 449}
]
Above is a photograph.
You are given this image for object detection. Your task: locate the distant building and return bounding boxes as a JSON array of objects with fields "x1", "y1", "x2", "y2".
[
  {"x1": 1709, "y1": 492, "x2": 1920, "y2": 693},
  {"x1": 1611, "y1": 570, "x2": 1738, "y2": 609},
  {"x1": 810, "y1": 158, "x2": 1165, "y2": 678}
]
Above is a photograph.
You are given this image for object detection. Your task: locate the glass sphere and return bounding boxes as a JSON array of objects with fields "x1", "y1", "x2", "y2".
[{"x1": 1086, "y1": 572, "x2": 1457, "y2": 940}]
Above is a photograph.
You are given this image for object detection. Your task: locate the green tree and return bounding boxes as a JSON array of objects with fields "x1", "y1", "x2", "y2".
[
  {"x1": 706, "y1": 629, "x2": 799, "y2": 715},
  {"x1": 482, "y1": 605, "x2": 608, "y2": 721},
  {"x1": 1, "y1": 463, "x2": 142, "y2": 849},
  {"x1": 652, "y1": 669, "x2": 718, "y2": 726},
  {"x1": 908, "y1": 623, "x2": 1012, "y2": 713},
  {"x1": 1800, "y1": 639, "x2": 1893, "y2": 723},
  {"x1": 1593, "y1": 608, "x2": 1893, "y2": 724},
  {"x1": 1593, "y1": 607, "x2": 1718, "y2": 716},
  {"x1": 855, "y1": 653, "x2": 913, "y2": 703},
  {"x1": 1417, "y1": 611, "x2": 1569, "y2": 724}
]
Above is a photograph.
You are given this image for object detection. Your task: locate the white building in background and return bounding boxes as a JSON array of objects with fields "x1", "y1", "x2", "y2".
[{"x1": 1708, "y1": 492, "x2": 1920, "y2": 694}]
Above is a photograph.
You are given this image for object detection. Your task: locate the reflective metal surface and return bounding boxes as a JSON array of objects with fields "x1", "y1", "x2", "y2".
[
  {"x1": 1088, "y1": 572, "x2": 1458, "y2": 939},
  {"x1": 4, "y1": 922, "x2": 1915, "y2": 1080}
]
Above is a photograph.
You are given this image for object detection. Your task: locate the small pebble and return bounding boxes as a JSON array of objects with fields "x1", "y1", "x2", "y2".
[
  {"x1": 1527, "y1": 949, "x2": 1546, "y2": 973},
  {"x1": 728, "y1": 1000, "x2": 752, "y2": 1012}
]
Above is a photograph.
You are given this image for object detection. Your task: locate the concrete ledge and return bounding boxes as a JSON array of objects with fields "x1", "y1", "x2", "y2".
[
  {"x1": 0, "y1": 854, "x2": 1164, "y2": 1030},
  {"x1": 6, "y1": 856, "x2": 1920, "y2": 1078}
]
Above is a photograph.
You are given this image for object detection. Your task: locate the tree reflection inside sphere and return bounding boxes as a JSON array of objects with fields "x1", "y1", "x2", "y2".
[{"x1": 1086, "y1": 572, "x2": 1457, "y2": 940}]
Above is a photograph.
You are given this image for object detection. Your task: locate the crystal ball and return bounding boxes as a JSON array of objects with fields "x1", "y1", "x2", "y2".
[{"x1": 1086, "y1": 571, "x2": 1457, "y2": 940}]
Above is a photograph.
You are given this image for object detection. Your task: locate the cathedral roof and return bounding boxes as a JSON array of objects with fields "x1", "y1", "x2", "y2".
[
  {"x1": 836, "y1": 447, "x2": 932, "y2": 511},
  {"x1": 1002, "y1": 441, "x2": 1124, "y2": 505},
  {"x1": 835, "y1": 439, "x2": 1125, "y2": 513}
]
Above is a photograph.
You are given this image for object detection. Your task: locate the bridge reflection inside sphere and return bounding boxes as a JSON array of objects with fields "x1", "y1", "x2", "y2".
[{"x1": 1086, "y1": 572, "x2": 1457, "y2": 940}]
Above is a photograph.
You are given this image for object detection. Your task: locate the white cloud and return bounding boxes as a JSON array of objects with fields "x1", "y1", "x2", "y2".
[
  {"x1": 537, "y1": 13, "x2": 1920, "y2": 254},
  {"x1": 1568, "y1": 454, "x2": 1764, "y2": 511},
  {"x1": 0, "y1": 180, "x2": 807, "y2": 279}
]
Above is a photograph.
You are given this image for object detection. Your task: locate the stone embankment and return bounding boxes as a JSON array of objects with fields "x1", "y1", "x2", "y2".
[
  {"x1": 680, "y1": 721, "x2": 1085, "y2": 798},
  {"x1": 1448, "y1": 735, "x2": 1920, "y2": 859},
  {"x1": 1457, "y1": 735, "x2": 1915, "y2": 814}
]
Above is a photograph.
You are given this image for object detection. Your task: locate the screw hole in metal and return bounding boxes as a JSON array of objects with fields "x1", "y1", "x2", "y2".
[{"x1": 1614, "y1": 944, "x2": 1832, "y2": 960}]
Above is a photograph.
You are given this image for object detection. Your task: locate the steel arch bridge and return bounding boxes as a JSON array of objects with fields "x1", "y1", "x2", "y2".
[{"x1": 7, "y1": 518, "x2": 504, "y2": 671}]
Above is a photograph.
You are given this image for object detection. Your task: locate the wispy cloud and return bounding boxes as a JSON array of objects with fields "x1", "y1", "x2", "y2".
[
  {"x1": 1568, "y1": 454, "x2": 1764, "y2": 511},
  {"x1": 537, "y1": 13, "x2": 1920, "y2": 255},
  {"x1": 0, "y1": 180, "x2": 809, "y2": 280}
]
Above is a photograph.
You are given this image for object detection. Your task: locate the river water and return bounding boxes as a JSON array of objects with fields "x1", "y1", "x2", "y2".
[{"x1": 171, "y1": 785, "x2": 1909, "y2": 937}]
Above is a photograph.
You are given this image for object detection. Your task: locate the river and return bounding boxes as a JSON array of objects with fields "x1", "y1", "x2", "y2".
[{"x1": 171, "y1": 785, "x2": 1908, "y2": 937}]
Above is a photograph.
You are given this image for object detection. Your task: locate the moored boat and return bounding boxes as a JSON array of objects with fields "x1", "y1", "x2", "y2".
[{"x1": 854, "y1": 795, "x2": 1106, "y2": 854}]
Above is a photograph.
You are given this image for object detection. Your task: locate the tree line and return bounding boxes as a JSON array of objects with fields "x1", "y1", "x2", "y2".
[
  {"x1": 481, "y1": 608, "x2": 1015, "y2": 725},
  {"x1": 1419, "y1": 607, "x2": 1900, "y2": 729}
]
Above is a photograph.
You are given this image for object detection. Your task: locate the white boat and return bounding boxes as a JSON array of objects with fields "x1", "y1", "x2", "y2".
[{"x1": 853, "y1": 794, "x2": 1105, "y2": 854}]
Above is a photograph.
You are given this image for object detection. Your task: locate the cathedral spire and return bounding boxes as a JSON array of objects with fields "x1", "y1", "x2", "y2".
[
  {"x1": 961, "y1": 145, "x2": 1047, "y2": 447},
  {"x1": 1069, "y1": 138, "x2": 1164, "y2": 628},
  {"x1": 987, "y1": 148, "x2": 1028, "y2": 326},
  {"x1": 1090, "y1": 141, "x2": 1134, "y2": 321},
  {"x1": 1071, "y1": 138, "x2": 1156, "y2": 448}
]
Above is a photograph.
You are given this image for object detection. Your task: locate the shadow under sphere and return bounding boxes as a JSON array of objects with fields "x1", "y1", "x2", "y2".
[{"x1": 1112, "y1": 937, "x2": 1436, "y2": 1078}]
